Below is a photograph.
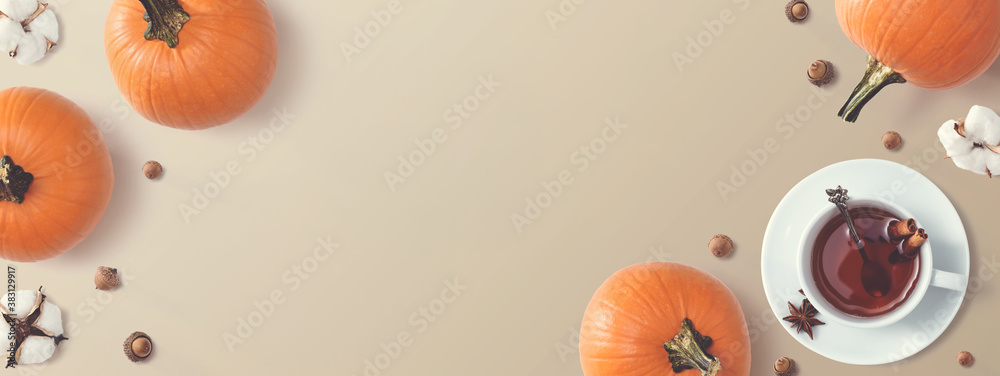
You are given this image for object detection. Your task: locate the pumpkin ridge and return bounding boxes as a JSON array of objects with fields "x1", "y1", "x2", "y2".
[
  {"x1": 911, "y1": 24, "x2": 987, "y2": 87},
  {"x1": 165, "y1": 52, "x2": 205, "y2": 126},
  {"x1": 623, "y1": 266, "x2": 673, "y2": 329},
  {"x1": 919, "y1": 7, "x2": 1000, "y2": 89},
  {"x1": 182, "y1": 29, "x2": 264, "y2": 109},
  {"x1": 600, "y1": 296, "x2": 652, "y2": 333},
  {"x1": 197, "y1": 19, "x2": 277, "y2": 82},
  {"x1": 892, "y1": 2, "x2": 981, "y2": 85},
  {"x1": 15, "y1": 206, "x2": 57, "y2": 262},
  {"x1": 649, "y1": 264, "x2": 681, "y2": 328},
  {"x1": 856, "y1": 1, "x2": 875, "y2": 56},
  {"x1": 868, "y1": 1, "x2": 904, "y2": 62},
  {"x1": 875, "y1": 1, "x2": 937, "y2": 70},
  {"x1": 7, "y1": 91, "x2": 60, "y2": 174},
  {"x1": 145, "y1": 49, "x2": 167, "y2": 125}
]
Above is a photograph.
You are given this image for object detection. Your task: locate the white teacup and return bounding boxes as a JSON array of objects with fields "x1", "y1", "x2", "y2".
[{"x1": 797, "y1": 197, "x2": 966, "y2": 329}]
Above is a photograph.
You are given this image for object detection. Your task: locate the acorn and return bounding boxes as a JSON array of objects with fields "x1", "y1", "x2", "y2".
[
  {"x1": 774, "y1": 357, "x2": 797, "y2": 376},
  {"x1": 957, "y1": 351, "x2": 974, "y2": 367},
  {"x1": 882, "y1": 131, "x2": 902, "y2": 150},
  {"x1": 142, "y1": 160, "x2": 163, "y2": 180},
  {"x1": 708, "y1": 234, "x2": 734, "y2": 258},
  {"x1": 785, "y1": 0, "x2": 809, "y2": 23},
  {"x1": 95, "y1": 266, "x2": 120, "y2": 291},
  {"x1": 124, "y1": 331, "x2": 153, "y2": 362},
  {"x1": 807, "y1": 60, "x2": 835, "y2": 87}
]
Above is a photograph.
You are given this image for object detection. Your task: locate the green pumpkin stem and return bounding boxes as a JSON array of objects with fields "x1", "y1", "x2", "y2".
[
  {"x1": 0, "y1": 156, "x2": 33, "y2": 205},
  {"x1": 663, "y1": 318, "x2": 721, "y2": 376},
  {"x1": 838, "y1": 55, "x2": 906, "y2": 123},
  {"x1": 137, "y1": 0, "x2": 190, "y2": 48}
]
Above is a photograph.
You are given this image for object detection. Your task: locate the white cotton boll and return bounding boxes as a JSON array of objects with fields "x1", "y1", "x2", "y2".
[
  {"x1": 34, "y1": 300, "x2": 63, "y2": 336},
  {"x1": 7, "y1": 289, "x2": 37, "y2": 316},
  {"x1": 938, "y1": 119, "x2": 973, "y2": 157},
  {"x1": 0, "y1": 0, "x2": 37, "y2": 22},
  {"x1": 25, "y1": 8, "x2": 56, "y2": 44},
  {"x1": 964, "y1": 105, "x2": 1000, "y2": 146},
  {"x1": 16, "y1": 336, "x2": 55, "y2": 365},
  {"x1": 987, "y1": 155, "x2": 1000, "y2": 176},
  {"x1": 952, "y1": 149, "x2": 989, "y2": 175},
  {"x1": 0, "y1": 16, "x2": 23, "y2": 57},
  {"x1": 13, "y1": 30, "x2": 44, "y2": 65}
]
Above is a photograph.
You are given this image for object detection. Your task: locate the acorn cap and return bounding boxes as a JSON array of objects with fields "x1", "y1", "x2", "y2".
[
  {"x1": 95, "y1": 266, "x2": 120, "y2": 291},
  {"x1": 882, "y1": 131, "x2": 902, "y2": 150},
  {"x1": 124, "y1": 332, "x2": 152, "y2": 362},
  {"x1": 708, "y1": 234, "x2": 734, "y2": 258},
  {"x1": 774, "y1": 357, "x2": 797, "y2": 376},
  {"x1": 808, "y1": 60, "x2": 835, "y2": 87},
  {"x1": 785, "y1": 0, "x2": 809, "y2": 22},
  {"x1": 143, "y1": 160, "x2": 163, "y2": 180}
]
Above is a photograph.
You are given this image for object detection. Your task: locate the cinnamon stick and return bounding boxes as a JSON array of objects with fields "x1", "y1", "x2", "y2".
[
  {"x1": 901, "y1": 228, "x2": 927, "y2": 258},
  {"x1": 888, "y1": 218, "x2": 917, "y2": 241}
]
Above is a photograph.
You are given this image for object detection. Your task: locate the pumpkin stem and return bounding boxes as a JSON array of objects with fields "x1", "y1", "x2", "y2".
[
  {"x1": 136, "y1": 0, "x2": 190, "y2": 48},
  {"x1": 663, "y1": 318, "x2": 721, "y2": 376},
  {"x1": 0, "y1": 156, "x2": 33, "y2": 205},
  {"x1": 838, "y1": 56, "x2": 906, "y2": 123}
]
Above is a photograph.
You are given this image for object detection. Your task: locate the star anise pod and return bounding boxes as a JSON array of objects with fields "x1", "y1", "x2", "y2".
[
  {"x1": 1, "y1": 287, "x2": 68, "y2": 368},
  {"x1": 783, "y1": 298, "x2": 825, "y2": 340}
]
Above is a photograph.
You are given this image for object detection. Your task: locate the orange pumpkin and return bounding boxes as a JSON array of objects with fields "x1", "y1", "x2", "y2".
[
  {"x1": 104, "y1": 0, "x2": 278, "y2": 130},
  {"x1": 580, "y1": 262, "x2": 750, "y2": 376},
  {"x1": 835, "y1": 0, "x2": 1000, "y2": 122},
  {"x1": 0, "y1": 87, "x2": 115, "y2": 262}
]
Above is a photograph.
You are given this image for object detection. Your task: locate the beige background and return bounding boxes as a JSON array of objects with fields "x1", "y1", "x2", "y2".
[{"x1": 2, "y1": 0, "x2": 998, "y2": 375}]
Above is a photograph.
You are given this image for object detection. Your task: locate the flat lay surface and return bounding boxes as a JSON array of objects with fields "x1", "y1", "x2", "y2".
[{"x1": 1, "y1": 0, "x2": 998, "y2": 374}]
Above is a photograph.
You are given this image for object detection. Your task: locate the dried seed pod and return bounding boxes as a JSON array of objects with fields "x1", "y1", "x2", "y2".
[
  {"x1": 957, "y1": 351, "x2": 973, "y2": 367},
  {"x1": 785, "y1": 0, "x2": 809, "y2": 22},
  {"x1": 774, "y1": 356, "x2": 796, "y2": 376},
  {"x1": 124, "y1": 331, "x2": 152, "y2": 362},
  {"x1": 142, "y1": 160, "x2": 162, "y2": 179},
  {"x1": 807, "y1": 60, "x2": 835, "y2": 86},
  {"x1": 95, "y1": 266, "x2": 120, "y2": 291},
  {"x1": 708, "y1": 234, "x2": 734, "y2": 258},
  {"x1": 882, "y1": 131, "x2": 902, "y2": 150}
]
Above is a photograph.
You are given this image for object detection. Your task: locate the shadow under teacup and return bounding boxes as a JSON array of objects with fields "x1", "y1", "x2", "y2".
[{"x1": 797, "y1": 197, "x2": 966, "y2": 329}]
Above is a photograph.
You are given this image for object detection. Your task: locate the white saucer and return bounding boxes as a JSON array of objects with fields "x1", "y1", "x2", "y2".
[{"x1": 761, "y1": 159, "x2": 970, "y2": 365}]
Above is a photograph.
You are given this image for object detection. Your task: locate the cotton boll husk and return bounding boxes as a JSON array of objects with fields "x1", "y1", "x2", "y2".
[
  {"x1": 16, "y1": 336, "x2": 55, "y2": 365},
  {"x1": 13, "y1": 30, "x2": 44, "y2": 64},
  {"x1": 25, "y1": 8, "x2": 56, "y2": 44},
  {"x1": 965, "y1": 105, "x2": 1000, "y2": 146},
  {"x1": 938, "y1": 119, "x2": 973, "y2": 157},
  {"x1": 0, "y1": 290, "x2": 33, "y2": 334},
  {"x1": 0, "y1": 16, "x2": 23, "y2": 56},
  {"x1": 0, "y1": 0, "x2": 37, "y2": 22},
  {"x1": 952, "y1": 149, "x2": 989, "y2": 175}
]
